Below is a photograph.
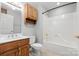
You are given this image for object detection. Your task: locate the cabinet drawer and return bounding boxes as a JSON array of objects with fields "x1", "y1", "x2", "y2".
[
  {"x1": 0, "y1": 41, "x2": 18, "y2": 54},
  {"x1": 18, "y1": 38, "x2": 29, "y2": 46}
]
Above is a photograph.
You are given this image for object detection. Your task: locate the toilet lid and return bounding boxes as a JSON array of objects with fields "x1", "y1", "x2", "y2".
[{"x1": 31, "y1": 43, "x2": 42, "y2": 48}]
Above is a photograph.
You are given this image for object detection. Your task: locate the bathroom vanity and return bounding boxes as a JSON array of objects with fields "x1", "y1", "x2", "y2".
[
  {"x1": 0, "y1": 38, "x2": 29, "y2": 56},
  {"x1": 0, "y1": 3, "x2": 30, "y2": 56}
]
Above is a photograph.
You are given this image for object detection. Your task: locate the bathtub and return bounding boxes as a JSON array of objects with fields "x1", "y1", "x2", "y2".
[{"x1": 43, "y1": 41, "x2": 79, "y2": 56}]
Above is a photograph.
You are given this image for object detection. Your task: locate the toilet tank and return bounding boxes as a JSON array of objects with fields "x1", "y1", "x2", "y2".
[{"x1": 29, "y1": 36, "x2": 35, "y2": 44}]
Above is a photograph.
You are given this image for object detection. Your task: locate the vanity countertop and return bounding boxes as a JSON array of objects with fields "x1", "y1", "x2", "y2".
[{"x1": 0, "y1": 36, "x2": 29, "y2": 44}]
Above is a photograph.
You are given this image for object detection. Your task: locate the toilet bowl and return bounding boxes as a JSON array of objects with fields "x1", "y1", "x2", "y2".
[
  {"x1": 29, "y1": 36, "x2": 42, "y2": 55},
  {"x1": 31, "y1": 43, "x2": 42, "y2": 50}
]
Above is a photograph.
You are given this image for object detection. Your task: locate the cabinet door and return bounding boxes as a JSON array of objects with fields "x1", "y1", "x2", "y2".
[
  {"x1": 32, "y1": 8, "x2": 37, "y2": 20},
  {"x1": 27, "y1": 4, "x2": 33, "y2": 19},
  {"x1": 19, "y1": 45, "x2": 29, "y2": 56},
  {"x1": 0, "y1": 48, "x2": 18, "y2": 56},
  {"x1": 24, "y1": 3, "x2": 38, "y2": 23}
]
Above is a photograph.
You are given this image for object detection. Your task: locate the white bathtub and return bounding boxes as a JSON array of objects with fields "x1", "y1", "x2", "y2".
[{"x1": 43, "y1": 41, "x2": 79, "y2": 56}]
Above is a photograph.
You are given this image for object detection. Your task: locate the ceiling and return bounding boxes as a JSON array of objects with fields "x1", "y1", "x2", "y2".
[
  {"x1": 28, "y1": 2, "x2": 71, "y2": 12},
  {"x1": 2, "y1": 2, "x2": 73, "y2": 12}
]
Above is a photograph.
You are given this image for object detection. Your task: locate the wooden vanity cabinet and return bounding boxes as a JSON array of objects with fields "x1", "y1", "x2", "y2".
[
  {"x1": 0, "y1": 38, "x2": 29, "y2": 56},
  {"x1": 24, "y1": 3, "x2": 38, "y2": 24}
]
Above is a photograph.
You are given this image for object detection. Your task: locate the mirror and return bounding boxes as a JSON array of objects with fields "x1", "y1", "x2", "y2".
[{"x1": 0, "y1": 3, "x2": 22, "y2": 34}]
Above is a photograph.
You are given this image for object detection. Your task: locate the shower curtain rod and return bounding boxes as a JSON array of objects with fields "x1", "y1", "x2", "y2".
[{"x1": 42, "y1": 2, "x2": 77, "y2": 14}]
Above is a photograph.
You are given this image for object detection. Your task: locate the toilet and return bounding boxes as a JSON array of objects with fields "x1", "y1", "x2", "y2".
[{"x1": 29, "y1": 36, "x2": 42, "y2": 55}]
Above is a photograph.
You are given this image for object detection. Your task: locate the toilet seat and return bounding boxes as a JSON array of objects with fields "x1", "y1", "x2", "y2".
[{"x1": 31, "y1": 43, "x2": 42, "y2": 50}]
